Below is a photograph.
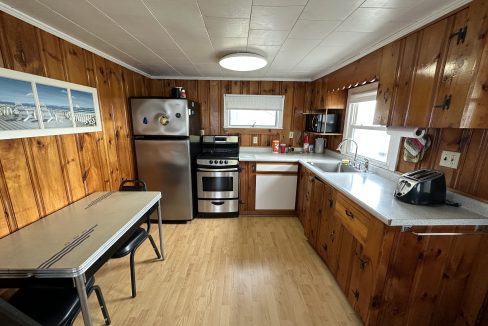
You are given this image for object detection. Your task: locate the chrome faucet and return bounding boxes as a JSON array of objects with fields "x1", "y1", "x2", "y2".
[{"x1": 336, "y1": 138, "x2": 358, "y2": 164}]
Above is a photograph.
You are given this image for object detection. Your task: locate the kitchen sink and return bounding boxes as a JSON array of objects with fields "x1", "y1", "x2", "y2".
[{"x1": 308, "y1": 161, "x2": 361, "y2": 173}]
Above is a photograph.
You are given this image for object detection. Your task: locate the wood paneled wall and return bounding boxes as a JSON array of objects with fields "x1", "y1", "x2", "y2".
[
  {"x1": 148, "y1": 79, "x2": 312, "y2": 147},
  {"x1": 0, "y1": 12, "x2": 148, "y2": 238}
]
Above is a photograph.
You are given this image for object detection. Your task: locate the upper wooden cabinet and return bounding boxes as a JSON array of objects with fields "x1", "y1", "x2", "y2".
[
  {"x1": 374, "y1": 0, "x2": 488, "y2": 128},
  {"x1": 432, "y1": 1, "x2": 488, "y2": 128}
]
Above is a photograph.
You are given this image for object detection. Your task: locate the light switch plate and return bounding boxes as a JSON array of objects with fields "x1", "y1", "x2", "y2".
[
  {"x1": 288, "y1": 131, "x2": 294, "y2": 139},
  {"x1": 252, "y1": 136, "x2": 258, "y2": 144},
  {"x1": 439, "y1": 150, "x2": 461, "y2": 169}
]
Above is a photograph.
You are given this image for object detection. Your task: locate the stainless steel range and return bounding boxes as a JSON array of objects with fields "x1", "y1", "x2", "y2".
[{"x1": 196, "y1": 136, "x2": 239, "y2": 217}]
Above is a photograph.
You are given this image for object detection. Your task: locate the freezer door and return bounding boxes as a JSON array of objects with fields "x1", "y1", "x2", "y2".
[
  {"x1": 131, "y1": 98, "x2": 190, "y2": 136},
  {"x1": 134, "y1": 139, "x2": 193, "y2": 221}
]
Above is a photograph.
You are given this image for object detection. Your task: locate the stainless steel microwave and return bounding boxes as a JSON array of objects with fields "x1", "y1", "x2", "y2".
[{"x1": 305, "y1": 113, "x2": 339, "y2": 133}]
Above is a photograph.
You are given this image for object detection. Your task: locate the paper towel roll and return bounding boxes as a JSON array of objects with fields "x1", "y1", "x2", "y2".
[{"x1": 386, "y1": 127, "x2": 426, "y2": 138}]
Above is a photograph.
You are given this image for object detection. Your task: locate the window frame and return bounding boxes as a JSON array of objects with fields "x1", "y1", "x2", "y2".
[
  {"x1": 342, "y1": 82, "x2": 400, "y2": 171},
  {"x1": 223, "y1": 94, "x2": 285, "y2": 129}
]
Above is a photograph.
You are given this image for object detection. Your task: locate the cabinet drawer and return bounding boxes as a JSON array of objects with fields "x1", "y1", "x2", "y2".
[
  {"x1": 256, "y1": 163, "x2": 298, "y2": 172},
  {"x1": 334, "y1": 193, "x2": 373, "y2": 246}
]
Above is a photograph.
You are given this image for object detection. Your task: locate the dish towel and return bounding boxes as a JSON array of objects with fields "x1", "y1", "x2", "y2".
[{"x1": 403, "y1": 135, "x2": 431, "y2": 163}]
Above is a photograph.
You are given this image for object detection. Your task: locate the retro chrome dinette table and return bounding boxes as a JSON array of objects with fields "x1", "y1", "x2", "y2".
[{"x1": 0, "y1": 191, "x2": 165, "y2": 326}]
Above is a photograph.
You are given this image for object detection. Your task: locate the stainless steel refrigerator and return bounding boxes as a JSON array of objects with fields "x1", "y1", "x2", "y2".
[{"x1": 130, "y1": 98, "x2": 201, "y2": 221}]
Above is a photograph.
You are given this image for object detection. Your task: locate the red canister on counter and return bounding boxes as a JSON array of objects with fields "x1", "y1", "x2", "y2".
[{"x1": 272, "y1": 140, "x2": 279, "y2": 153}]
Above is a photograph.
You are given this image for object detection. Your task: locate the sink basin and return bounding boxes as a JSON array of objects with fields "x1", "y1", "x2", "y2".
[{"x1": 308, "y1": 161, "x2": 360, "y2": 173}]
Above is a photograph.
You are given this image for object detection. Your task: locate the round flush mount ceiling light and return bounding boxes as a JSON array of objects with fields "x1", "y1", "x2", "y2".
[{"x1": 219, "y1": 53, "x2": 267, "y2": 71}]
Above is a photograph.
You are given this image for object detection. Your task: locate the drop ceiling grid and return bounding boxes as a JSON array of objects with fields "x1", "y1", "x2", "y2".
[
  {"x1": 0, "y1": 0, "x2": 474, "y2": 80},
  {"x1": 84, "y1": 0, "x2": 182, "y2": 76},
  {"x1": 19, "y1": 0, "x2": 152, "y2": 72},
  {"x1": 37, "y1": 0, "x2": 178, "y2": 74}
]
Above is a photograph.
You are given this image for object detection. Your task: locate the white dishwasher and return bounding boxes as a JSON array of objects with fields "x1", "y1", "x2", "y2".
[{"x1": 255, "y1": 163, "x2": 298, "y2": 210}]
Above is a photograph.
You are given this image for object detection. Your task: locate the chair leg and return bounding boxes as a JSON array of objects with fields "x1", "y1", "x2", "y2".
[
  {"x1": 93, "y1": 285, "x2": 111, "y2": 325},
  {"x1": 147, "y1": 234, "x2": 162, "y2": 259},
  {"x1": 130, "y1": 250, "x2": 137, "y2": 298}
]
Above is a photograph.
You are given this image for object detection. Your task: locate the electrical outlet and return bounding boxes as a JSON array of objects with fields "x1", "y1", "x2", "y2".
[
  {"x1": 289, "y1": 131, "x2": 294, "y2": 139},
  {"x1": 439, "y1": 150, "x2": 461, "y2": 169},
  {"x1": 252, "y1": 136, "x2": 258, "y2": 144}
]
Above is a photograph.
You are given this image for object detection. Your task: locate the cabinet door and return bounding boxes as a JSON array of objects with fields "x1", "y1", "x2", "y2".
[
  {"x1": 431, "y1": 4, "x2": 488, "y2": 128},
  {"x1": 390, "y1": 33, "x2": 419, "y2": 126},
  {"x1": 305, "y1": 177, "x2": 325, "y2": 245},
  {"x1": 347, "y1": 214, "x2": 390, "y2": 324},
  {"x1": 315, "y1": 184, "x2": 336, "y2": 265},
  {"x1": 405, "y1": 18, "x2": 451, "y2": 127},
  {"x1": 374, "y1": 40, "x2": 401, "y2": 125},
  {"x1": 302, "y1": 176, "x2": 315, "y2": 239},
  {"x1": 239, "y1": 162, "x2": 249, "y2": 212},
  {"x1": 296, "y1": 167, "x2": 306, "y2": 224}
]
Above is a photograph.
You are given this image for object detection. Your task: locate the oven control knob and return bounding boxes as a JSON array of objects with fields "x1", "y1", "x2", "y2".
[
  {"x1": 224, "y1": 160, "x2": 228, "y2": 164},
  {"x1": 219, "y1": 160, "x2": 223, "y2": 164},
  {"x1": 209, "y1": 160, "x2": 213, "y2": 164}
]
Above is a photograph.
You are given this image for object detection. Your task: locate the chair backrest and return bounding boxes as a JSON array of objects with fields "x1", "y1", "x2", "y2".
[
  {"x1": 0, "y1": 298, "x2": 41, "y2": 326},
  {"x1": 119, "y1": 179, "x2": 147, "y2": 192}
]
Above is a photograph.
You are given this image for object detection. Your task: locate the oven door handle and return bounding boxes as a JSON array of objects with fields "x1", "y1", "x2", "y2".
[{"x1": 197, "y1": 168, "x2": 238, "y2": 172}]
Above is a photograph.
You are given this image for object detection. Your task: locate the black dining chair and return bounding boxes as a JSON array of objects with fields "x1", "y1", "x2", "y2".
[
  {"x1": 1, "y1": 276, "x2": 110, "y2": 326},
  {"x1": 112, "y1": 179, "x2": 161, "y2": 298}
]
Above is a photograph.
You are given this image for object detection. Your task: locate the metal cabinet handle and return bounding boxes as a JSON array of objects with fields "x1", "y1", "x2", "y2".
[
  {"x1": 358, "y1": 256, "x2": 369, "y2": 270},
  {"x1": 352, "y1": 289, "x2": 360, "y2": 300},
  {"x1": 401, "y1": 225, "x2": 488, "y2": 236},
  {"x1": 211, "y1": 201, "x2": 225, "y2": 206},
  {"x1": 449, "y1": 26, "x2": 468, "y2": 44},
  {"x1": 434, "y1": 95, "x2": 451, "y2": 110},
  {"x1": 345, "y1": 209, "x2": 354, "y2": 219}
]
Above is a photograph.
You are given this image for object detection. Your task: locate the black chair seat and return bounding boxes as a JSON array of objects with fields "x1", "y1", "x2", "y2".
[
  {"x1": 8, "y1": 276, "x2": 109, "y2": 326},
  {"x1": 112, "y1": 228, "x2": 148, "y2": 258}
]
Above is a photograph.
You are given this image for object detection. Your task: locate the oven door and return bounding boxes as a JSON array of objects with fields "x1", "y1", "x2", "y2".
[{"x1": 197, "y1": 169, "x2": 239, "y2": 199}]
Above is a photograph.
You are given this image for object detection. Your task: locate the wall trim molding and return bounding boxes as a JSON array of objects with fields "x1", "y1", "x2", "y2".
[
  {"x1": 149, "y1": 75, "x2": 311, "y2": 82},
  {"x1": 0, "y1": 1, "x2": 151, "y2": 78},
  {"x1": 311, "y1": 0, "x2": 472, "y2": 81}
]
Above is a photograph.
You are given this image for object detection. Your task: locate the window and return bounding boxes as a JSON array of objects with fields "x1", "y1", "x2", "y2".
[
  {"x1": 343, "y1": 82, "x2": 400, "y2": 170},
  {"x1": 224, "y1": 94, "x2": 284, "y2": 129}
]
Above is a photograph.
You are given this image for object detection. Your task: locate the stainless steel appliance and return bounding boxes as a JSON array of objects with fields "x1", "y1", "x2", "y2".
[
  {"x1": 394, "y1": 169, "x2": 446, "y2": 205},
  {"x1": 130, "y1": 97, "x2": 201, "y2": 221},
  {"x1": 305, "y1": 113, "x2": 339, "y2": 133},
  {"x1": 196, "y1": 136, "x2": 239, "y2": 217}
]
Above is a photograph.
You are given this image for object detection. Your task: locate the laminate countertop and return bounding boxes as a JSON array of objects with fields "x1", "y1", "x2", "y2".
[{"x1": 239, "y1": 151, "x2": 488, "y2": 227}]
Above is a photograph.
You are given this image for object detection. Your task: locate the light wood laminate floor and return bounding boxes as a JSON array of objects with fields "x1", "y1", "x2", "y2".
[{"x1": 75, "y1": 216, "x2": 361, "y2": 326}]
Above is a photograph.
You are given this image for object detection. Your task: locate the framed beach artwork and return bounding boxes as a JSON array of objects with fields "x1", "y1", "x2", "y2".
[{"x1": 0, "y1": 67, "x2": 102, "y2": 139}]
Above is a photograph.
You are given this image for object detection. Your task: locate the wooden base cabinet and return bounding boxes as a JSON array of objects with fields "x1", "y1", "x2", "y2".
[{"x1": 300, "y1": 170, "x2": 488, "y2": 325}]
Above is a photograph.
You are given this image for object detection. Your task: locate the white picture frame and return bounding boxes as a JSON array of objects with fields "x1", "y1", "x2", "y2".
[{"x1": 0, "y1": 67, "x2": 102, "y2": 139}]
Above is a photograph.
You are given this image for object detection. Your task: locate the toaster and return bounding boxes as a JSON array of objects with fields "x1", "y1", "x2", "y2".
[{"x1": 394, "y1": 169, "x2": 446, "y2": 205}]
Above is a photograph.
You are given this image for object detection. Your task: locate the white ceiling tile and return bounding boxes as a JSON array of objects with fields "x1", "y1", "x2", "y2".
[
  {"x1": 246, "y1": 45, "x2": 281, "y2": 59},
  {"x1": 322, "y1": 31, "x2": 375, "y2": 46},
  {"x1": 336, "y1": 7, "x2": 406, "y2": 32},
  {"x1": 205, "y1": 17, "x2": 249, "y2": 37},
  {"x1": 280, "y1": 38, "x2": 321, "y2": 54},
  {"x1": 88, "y1": 0, "x2": 185, "y2": 58},
  {"x1": 211, "y1": 37, "x2": 248, "y2": 52},
  {"x1": 198, "y1": 0, "x2": 252, "y2": 18},
  {"x1": 297, "y1": 46, "x2": 347, "y2": 69},
  {"x1": 248, "y1": 30, "x2": 288, "y2": 45},
  {"x1": 250, "y1": 6, "x2": 303, "y2": 30},
  {"x1": 194, "y1": 63, "x2": 223, "y2": 76},
  {"x1": 361, "y1": 0, "x2": 426, "y2": 9},
  {"x1": 301, "y1": 0, "x2": 363, "y2": 20},
  {"x1": 289, "y1": 20, "x2": 341, "y2": 39},
  {"x1": 254, "y1": 0, "x2": 308, "y2": 5}
]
